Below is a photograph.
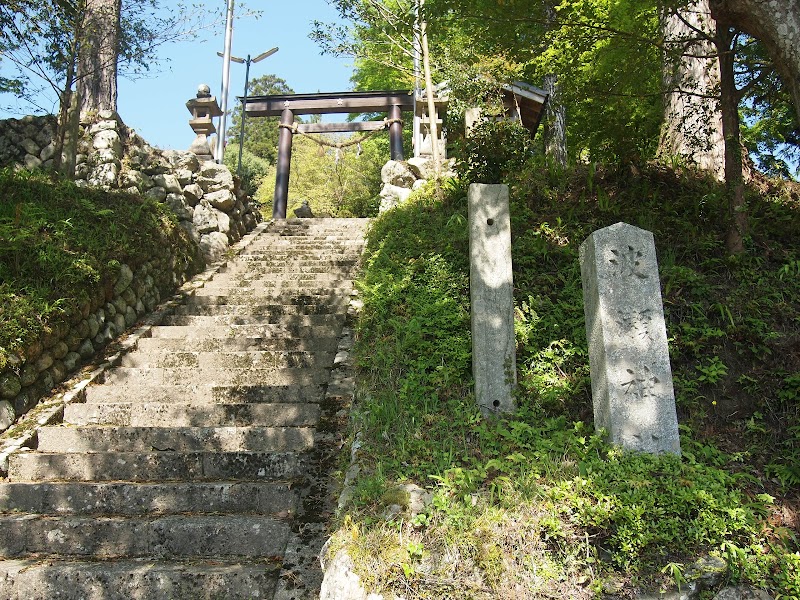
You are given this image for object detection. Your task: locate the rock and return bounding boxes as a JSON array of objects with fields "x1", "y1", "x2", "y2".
[
  {"x1": 124, "y1": 306, "x2": 137, "y2": 327},
  {"x1": 0, "y1": 400, "x2": 15, "y2": 432},
  {"x1": 49, "y1": 360, "x2": 67, "y2": 384},
  {"x1": 63, "y1": 352, "x2": 81, "y2": 372},
  {"x1": 205, "y1": 189, "x2": 235, "y2": 212},
  {"x1": 381, "y1": 160, "x2": 417, "y2": 188},
  {"x1": 52, "y1": 341, "x2": 69, "y2": 360},
  {"x1": 88, "y1": 162, "x2": 119, "y2": 187},
  {"x1": 0, "y1": 374, "x2": 22, "y2": 399},
  {"x1": 175, "y1": 168, "x2": 194, "y2": 186},
  {"x1": 93, "y1": 129, "x2": 122, "y2": 154},
  {"x1": 294, "y1": 201, "x2": 314, "y2": 218},
  {"x1": 407, "y1": 156, "x2": 434, "y2": 180},
  {"x1": 378, "y1": 184, "x2": 412, "y2": 213},
  {"x1": 114, "y1": 313, "x2": 126, "y2": 333},
  {"x1": 166, "y1": 193, "x2": 193, "y2": 220},
  {"x1": 198, "y1": 162, "x2": 234, "y2": 191},
  {"x1": 182, "y1": 183, "x2": 203, "y2": 205},
  {"x1": 193, "y1": 201, "x2": 219, "y2": 233},
  {"x1": 40, "y1": 142, "x2": 56, "y2": 162},
  {"x1": 24, "y1": 154, "x2": 42, "y2": 170},
  {"x1": 144, "y1": 186, "x2": 167, "y2": 202},
  {"x1": 14, "y1": 390, "x2": 33, "y2": 416},
  {"x1": 78, "y1": 339, "x2": 95, "y2": 360},
  {"x1": 113, "y1": 297, "x2": 128, "y2": 315},
  {"x1": 20, "y1": 137, "x2": 39, "y2": 155},
  {"x1": 87, "y1": 314, "x2": 100, "y2": 338},
  {"x1": 153, "y1": 173, "x2": 182, "y2": 193},
  {"x1": 35, "y1": 352, "x2": 54, "y2": 373},
  {"x1": 120, "y1": 169, "x2": 152, "y2": 191},
  {"x1": 216, "y1": 210, "x2": 231, "y2": 234},
  {"x1": 713, "y1": 588, "x2": 773, "y2": 600},
  {"x1": 114, "y1": 264, "x2": 134, "y2": 295},
  {"x1": 178, "y1": 221, "x2": 201, "y2": 244},
  {"x1": 20, "y1": 364, "x2": 38, "y2": 387},
  {"x1": 199, "y1": 231, "x2": 229, "y2": 262},
  {"x1": 320, "y1": 550, "x2": 383, "y2": 600}
]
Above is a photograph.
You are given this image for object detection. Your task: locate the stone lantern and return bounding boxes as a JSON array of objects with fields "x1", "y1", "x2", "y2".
[{"x1": 186, "y1": 84, "x2": 222, "y2": 162}]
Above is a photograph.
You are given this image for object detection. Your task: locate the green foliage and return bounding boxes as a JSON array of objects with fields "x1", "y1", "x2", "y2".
[
  {"x1": 261, "y1": 131, "x2": 388, "y2": 218},
  {"x1": 456, "y1": 119, "x2": 536, "y2": 184},
  {"x1": 337, "y1": 162, "x2": 800, "y2": 597},
  {"x1": 223, "y1": 143, "x2": 271, "y2": 197},
  {"x1": 0, "y1": 168, "x2": 200, "y2": 369}
]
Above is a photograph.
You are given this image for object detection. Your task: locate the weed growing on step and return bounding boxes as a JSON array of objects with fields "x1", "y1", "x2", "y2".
[{"x1": 335, "y1": 164, "x2": 800, "y2": 598}]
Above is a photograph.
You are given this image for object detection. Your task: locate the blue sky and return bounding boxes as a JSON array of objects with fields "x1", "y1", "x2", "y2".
[{"x1": 1, "y1": 0, "x2": 354, "y2": 150}]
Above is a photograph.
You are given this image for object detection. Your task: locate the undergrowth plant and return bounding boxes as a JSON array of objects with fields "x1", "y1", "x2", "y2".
[
  {"x1": 339, "y1": 162, "x2": 800, "y2": 598},
  {"x1": 0, "y1": 168, "x2": 201, "y2": 370}
]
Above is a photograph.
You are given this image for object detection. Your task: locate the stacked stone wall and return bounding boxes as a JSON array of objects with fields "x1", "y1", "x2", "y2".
[{"x1": 0, "y1": 110, "x2": 263, "y2": 431}]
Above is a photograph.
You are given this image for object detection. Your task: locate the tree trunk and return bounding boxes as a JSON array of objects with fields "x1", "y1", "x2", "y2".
[
  {"x1": 716, "y1": 25, "x2": 748, "y2": 254},
  {"x1": 658, "y1": 0, "x2": 725, "y2": 179},
  {"x1": 543, "y1": 74, "x2": 567, "y2": 167},
  {"x1": 76, "y1": 0, "x2": 121, "y2": 115},
  {"x1": 710, "y1": 0, "x2": 800, "y2": 127}
]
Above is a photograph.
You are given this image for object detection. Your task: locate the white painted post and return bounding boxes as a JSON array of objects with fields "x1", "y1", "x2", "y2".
[{"x1": 469, "y1": 183, "x2": 516, "y2": 417}]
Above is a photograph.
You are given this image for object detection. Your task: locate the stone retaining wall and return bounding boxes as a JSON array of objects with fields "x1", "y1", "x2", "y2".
[
  {"x1": 0, "y1": 110, "x2": 264, "y2": 432},
  {"x1": 0, "y1": 111, "x2": 262, "y2": 262},
  {"x1": 0, "y1": 251, "x2": 199, "y2": 432}
]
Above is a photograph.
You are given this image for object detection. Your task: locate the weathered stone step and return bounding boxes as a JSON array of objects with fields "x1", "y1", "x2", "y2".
[
  {"x1": 185, "y1": 293, "x2": 349, "y2": 308},
  {"x1": 173, "y1": 302, "x2": 346, "y2": 316},
  {"x1": 0, "y1": 558, "x2": 281, "y2": 600},
  {"x1": 195, "y1": 278, "x2": 353, "y2": 300},
  {"x1": 0, "y1": 514, "x2": 289, "y2": 559},
  {"x1": 8, "y1": 450, "x2": 300, "y2": 482},
  {"x1": 215, "y1": 265, "x2": 359, "y2": 277},
  {"x1": 230, "y1": 255, "x2": 359, "y2": 264},
  {"x1": 64, "y1": 401, "x2": 320, "y2": 427},
  {"x1": 120, "y1": 350, "x2": 332, "y2": 370},
  {"x1": 136, "y1": 335, "x2": 339, "y2": 352},
  {"x1": 160, "y1": 313, "x2": 341, "y2": 327},
  {"x1": 100, "y1": 366, "x2": 330, "y2": 387},
  {"x1": 0, "y1": 481, "x2": 295, "y2": 516},
  {"x1": 37, "y1": 425, "x2": 314, "y2": 453},
  {"x1": 207, "y1": 272, "x2": 353, "y2": 285},
  {"x1": 146, "y1": 323, "x2": 342, "y2": 339},
  {"x1": 85, "y1": 383, "x2": 326, "y2": 405}
]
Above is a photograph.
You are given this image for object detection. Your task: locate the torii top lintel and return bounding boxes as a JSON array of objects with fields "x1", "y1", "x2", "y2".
[{"x1": 243, "y1": 90, "x2": 415, "y2": 117}]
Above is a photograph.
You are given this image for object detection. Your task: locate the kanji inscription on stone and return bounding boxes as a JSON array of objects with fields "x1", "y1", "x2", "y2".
[{"x1": 579, "y1": 222, "x2": 680, "y2": 455}]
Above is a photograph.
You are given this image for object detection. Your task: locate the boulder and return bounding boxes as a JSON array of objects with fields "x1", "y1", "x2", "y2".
[
  {"x1": 379, "y1": 184, "x2": 412, "y2": 213},
  {"x1": 381, "y1": 160, "x2": 417, "y2": 188},
  {"x1": 205, "y1": 189, "x2": 235, "y2": 212},
  {"x1": 199, "y1": 231, "x2": 229, "y2": 262}
]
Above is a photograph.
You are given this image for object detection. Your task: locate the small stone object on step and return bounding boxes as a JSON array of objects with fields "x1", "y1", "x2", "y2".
[{"x1": 294, "y1": 201, "x2": 314, "y2": 218}]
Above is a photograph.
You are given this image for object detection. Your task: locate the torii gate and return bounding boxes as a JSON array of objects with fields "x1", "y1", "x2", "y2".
[{"x1": 244, "y1": 90, "x2": 416, "y2": 219}]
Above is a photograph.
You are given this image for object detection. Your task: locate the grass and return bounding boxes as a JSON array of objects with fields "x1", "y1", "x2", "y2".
[
  {"x1": 332, "y1": 161, "x2": 800, "y2": 598},
  {"x1": 0, "y1": 168, "x2": 202, "y2": 372}
]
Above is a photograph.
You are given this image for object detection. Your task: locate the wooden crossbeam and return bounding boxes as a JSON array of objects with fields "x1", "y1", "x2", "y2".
[
  {"x1": 296, "y1": 121, "x2": 387, "y2": 134},
  {"x1": 244, "y1": 90, "x2": 414, "y2": 117}
]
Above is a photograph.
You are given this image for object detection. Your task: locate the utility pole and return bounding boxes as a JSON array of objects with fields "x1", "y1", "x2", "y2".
[{"x1": 215, "y1": 0, "x2": 235, "y2": 163}]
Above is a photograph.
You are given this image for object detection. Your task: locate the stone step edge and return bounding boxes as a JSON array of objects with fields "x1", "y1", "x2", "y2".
[{"x1": 0, "y1": 220, "x2": 278, "y2": 476}]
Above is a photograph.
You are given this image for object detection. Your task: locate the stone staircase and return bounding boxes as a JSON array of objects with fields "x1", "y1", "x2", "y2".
[{"x1": 0, "y1": 218, "x2": 369, "y2": 599}]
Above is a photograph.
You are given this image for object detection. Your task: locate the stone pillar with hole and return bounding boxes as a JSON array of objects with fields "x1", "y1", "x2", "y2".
[{"x1": 469, "y1": 183, "x2": 516, "y2": 417}]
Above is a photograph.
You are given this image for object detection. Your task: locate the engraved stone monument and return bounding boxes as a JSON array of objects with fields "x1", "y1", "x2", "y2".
[
  {"x1": 579, "y1": 222, "x2": 680, "y2": 455},
  {"x1": 469, "y1": 183, "x2": 516, "y2": 417}
]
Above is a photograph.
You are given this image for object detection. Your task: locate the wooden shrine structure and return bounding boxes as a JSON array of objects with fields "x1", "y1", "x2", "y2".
[{"x1": 244, "y1": 90, "x2": 417, "y2": 219}]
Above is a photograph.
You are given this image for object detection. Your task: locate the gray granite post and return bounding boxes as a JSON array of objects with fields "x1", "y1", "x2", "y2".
[
  {"x1": 579, "y1": 222, "x2": 680, "y2": 455},
  {"x1": 469, "y1": 183, "x2": 516, "y2": 417}
]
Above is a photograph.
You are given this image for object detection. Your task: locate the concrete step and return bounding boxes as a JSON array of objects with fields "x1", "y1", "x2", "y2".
[
  {"x1": 64, "y1": 401, "x2": 320, "y2": 427},
  {"x1": 0, "y1": 481, "x2": 296, "y2": 516},
  {"x1": 8, "y1": 450, "x2": 301, "y2": 482},
  {"x1": 206, "y1": 272, "x2": 354, "y2": 285},
  {"x1": 160, "y1": 313, "x2": 342, "y2": 327},
  {"x1": 193, "y1": 284, "x2": 355, "y2": 297},
  {"x1": 84, "y1": 382, "x2": 326, "y2": 405},
  {"x1": 37, "y1": 425, "x2": 314, "y2": 453},
  {"x1": 0, "y1": 514, "x2": 289, "y2": 559},
  {"x1": 184, "y1": 293, "x2": 349, "y2": 308},
  {"x1": 146, "y1": 323, "x2": 343, "y2": 339},
  {"x1": 135, "y1": 335, "x2": 339, "y2": 353},
  {"x1": 0, "y1": 558, "x2": 281, "y2": 600},
  {"x1": 172, "y1": 303, "x2": 346, "y2": 316},
  {"x1": 119, "y1": 350, "x2": 333, "y2": 370},
  {"x1": 100, "y1": 366, "x2": 330, "y2": 387}
]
